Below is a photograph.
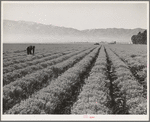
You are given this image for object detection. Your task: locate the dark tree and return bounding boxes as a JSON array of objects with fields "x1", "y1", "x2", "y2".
[{"x1": 131, "y1": 30, "x2": 147, "y2": 44}]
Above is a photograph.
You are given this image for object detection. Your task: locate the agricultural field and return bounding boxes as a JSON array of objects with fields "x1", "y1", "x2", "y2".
[{"x1": 2, "y1": 43, "x2": 147, "y2": 114}]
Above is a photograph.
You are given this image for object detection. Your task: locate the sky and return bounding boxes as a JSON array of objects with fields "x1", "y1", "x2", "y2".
[{"x1": 2, "y1": 1, "x2": 148, "y2": 30}]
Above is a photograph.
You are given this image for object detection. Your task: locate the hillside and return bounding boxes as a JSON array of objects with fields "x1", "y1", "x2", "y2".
[{"x1": 3, "y1": 20, "x2": 146, "y2": 43}]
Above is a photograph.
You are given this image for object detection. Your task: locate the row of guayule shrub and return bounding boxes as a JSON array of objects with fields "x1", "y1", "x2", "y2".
[
  {"x1": 3, "y1": 47, "x2": 78, "y2": 67},
  {"x1": 3, "y1": 49, "x2": 74, "y2": 74},
  {"x1": 3, "y1": 44, "x2": 90, "y2": 60},
  {"x1": 107, "y1": 45, "x2": 147, "y2": 65},
  {"x1": 4, "y1": 53, "x2": 26, "y2": 62},
  {"x1": 3, "y1": 44, "x2": 92, "y2": 62},
  {"x1": 6, "y1": 47, "x2": 100, "y2": 114},
  {"x1": 3, "y1": 49, "x2": 51, "y2": 66},
  {"x1": 107, "y1": 44, "x2": 146, "y2": 54},
  {"x1": 105, "y1": 47, "x2": 147, "y2": 114},
  {"x1": 109, "y1": 46, "x2": 147, "y2": 97},
  {"x1": 109, "y1": 46, "x2": 147, "y2": 75},
  {"x1": 3, "y1": 48, "x2": 89, "y2": 86},
  {"x1": 3, "y1": 50, "x2": 30, "y2": 60},
  {"x1": 3, "y1": 45, "x2": 69, "y2": 61},
  {"x1": 4, "y1": 46, "x2": 49, "y2": 58},
  {"x1": 4, "y1": 47, "x2": 95, "y2": 113},
  {"x1": 71, "y1": 46, "x2": 111, "y2": 114},
  {"x1": 108, "y1": 45, "x2": 147, "y2": 78}
]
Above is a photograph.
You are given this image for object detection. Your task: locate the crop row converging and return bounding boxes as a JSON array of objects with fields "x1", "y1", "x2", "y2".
[{"x1": 5, "y1": 47, "x2": 100, "y2": 114}]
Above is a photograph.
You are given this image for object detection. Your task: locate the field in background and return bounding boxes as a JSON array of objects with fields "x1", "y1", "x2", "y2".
[{"x1": 2, "y1": 43, "x2": 147, "y2": 114}]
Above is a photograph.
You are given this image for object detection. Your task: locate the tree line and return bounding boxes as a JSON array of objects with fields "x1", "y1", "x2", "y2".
[{"x1": 131, "y1": 30, "x2": 147, "y2": 44}]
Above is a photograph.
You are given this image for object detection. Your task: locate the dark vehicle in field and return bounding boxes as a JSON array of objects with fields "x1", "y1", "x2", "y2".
[
  {"x1": 94, "y1": 43, "x2": 99, "y2": 45},
  {"x1": 109, "y1": 41, "x2": 116, "y2": 44}
]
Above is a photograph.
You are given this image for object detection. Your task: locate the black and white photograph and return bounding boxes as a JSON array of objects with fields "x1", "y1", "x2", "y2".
[{"x1": 1, "y1": 1, "x2": 149, "y2": 121}]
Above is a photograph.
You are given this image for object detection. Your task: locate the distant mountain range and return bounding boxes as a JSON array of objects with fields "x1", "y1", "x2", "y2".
[{"x1": 3, "y1": 20, "x2": 146, "y2": 43}]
